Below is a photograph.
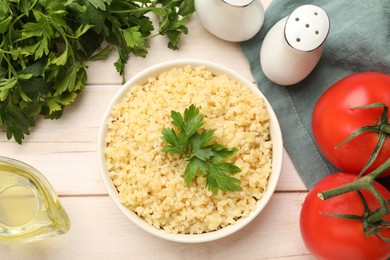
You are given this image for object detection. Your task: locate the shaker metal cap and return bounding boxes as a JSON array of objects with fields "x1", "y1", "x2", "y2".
[{"x1": 285, "y1": 5, "x2": 330, "y2": 52}]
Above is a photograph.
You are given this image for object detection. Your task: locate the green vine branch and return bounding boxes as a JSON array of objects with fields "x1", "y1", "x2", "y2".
[
  {"x1": 336, "y1": 102, "x2": 390, "y2": 176},
  {"x1": 318, "y1": 157, "x2": 390, "y2": 239}
]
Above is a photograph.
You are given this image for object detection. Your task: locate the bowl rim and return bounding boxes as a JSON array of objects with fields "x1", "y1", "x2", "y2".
[{"x1": 97, "y1": 59, "x2": 283, "y2": 243}]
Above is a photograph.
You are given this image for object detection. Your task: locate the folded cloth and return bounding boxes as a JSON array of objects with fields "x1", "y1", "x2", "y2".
[{"x1": 241, "y1": 0, "x2": 390, "y2": 189}]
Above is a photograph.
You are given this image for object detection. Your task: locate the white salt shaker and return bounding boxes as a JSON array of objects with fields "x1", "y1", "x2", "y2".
[
  {"x1": 195, "y1": 0, "x2": 265, "y2": 42},
  {"x1": 260, "y1": 5, "x2": 330, "y2": 85}
]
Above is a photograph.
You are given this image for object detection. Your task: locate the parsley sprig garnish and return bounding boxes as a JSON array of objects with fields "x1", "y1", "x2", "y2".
[{"x1": 161, "y1": 105, "x2": 242, "y2": 194}]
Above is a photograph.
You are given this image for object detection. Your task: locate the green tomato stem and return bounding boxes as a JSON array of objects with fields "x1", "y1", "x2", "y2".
[
  {"x1": 318, "y1": 157, "x2": 390, "y2": 224},
  {"x1": 336, "y1": 103, "x2": 389, "y2": 176},
  {"x1": 319, "y1": 157, "x2": 390, "y2": 200},
  {"x1": 381, "y1": 123, "x2": 390, "y2": 135},
  {"x1": 366, "y1": 186, "x2": 389, "y2": 223}
]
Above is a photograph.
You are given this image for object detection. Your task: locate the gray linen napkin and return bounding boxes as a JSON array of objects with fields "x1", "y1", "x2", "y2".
[{"x1": 241, "y1": 0, "x2": 390, "y2": 189}]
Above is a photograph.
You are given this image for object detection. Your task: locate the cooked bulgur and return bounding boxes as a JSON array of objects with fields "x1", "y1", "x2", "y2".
[{"x1": 104, "y1": 65, "x2": 272, "y2": 234}]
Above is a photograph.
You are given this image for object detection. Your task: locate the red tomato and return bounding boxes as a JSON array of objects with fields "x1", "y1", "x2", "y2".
[
  {"x1": 300, "y1": 173, "x2": 390, "y2": 260},
  {"x1": 312, "y1": 72, "x2": 390, "y2": 177}
]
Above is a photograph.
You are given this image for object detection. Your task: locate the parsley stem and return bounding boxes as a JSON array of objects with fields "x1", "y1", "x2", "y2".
[
  {"x1": 144, "y1": 33, "x2": 160, "y2": 40},
  {"x1": 0, "y1": 52, "x2": 17, "y2": 77},
  {"x1": 30, "y1": 0, "x2": 39, "y2": 10},
  {"x1": 7, "y1": 13, "x2": 26, "y2": 47},
  {"x1": 111, "y1": 7, "x2": 157, "y2": 13}
]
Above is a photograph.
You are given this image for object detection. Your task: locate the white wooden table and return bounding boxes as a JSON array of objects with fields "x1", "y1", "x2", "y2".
[{"x1": 0, "y1": 1, "x2": 314, "y2": 259}]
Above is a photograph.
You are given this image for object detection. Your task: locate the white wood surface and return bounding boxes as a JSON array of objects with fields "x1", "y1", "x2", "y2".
[{"x1": 0, "y1": 1, "x2": 314, "y2": 259}]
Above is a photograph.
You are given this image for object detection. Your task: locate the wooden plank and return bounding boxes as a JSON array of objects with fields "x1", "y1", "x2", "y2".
[{"x1": 0, "y1": 193, "x2": 312, "y2": 259}]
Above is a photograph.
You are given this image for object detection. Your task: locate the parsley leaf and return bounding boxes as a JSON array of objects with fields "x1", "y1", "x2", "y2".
[
  {"x1": 206, "y1": 162, "x2": 242, "y2": 194},
  {"x1": 161, "y1": 105, "x2": 242, "y2": 194}
]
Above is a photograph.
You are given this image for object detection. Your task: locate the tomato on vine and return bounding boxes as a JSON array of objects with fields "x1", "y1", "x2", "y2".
[
  {"x1": 300, "y1": 171, "x2": 390, "y2": 260},
  {"x1": 312, "y1": 72, "x2": 390, "y2": 176}
]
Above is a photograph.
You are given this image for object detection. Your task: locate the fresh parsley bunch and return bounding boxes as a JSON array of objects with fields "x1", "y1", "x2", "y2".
[
  {"x1": 161, "y1": 105, "x2": 242, "y2": 194},
  {"x1": 0, "y1": 0, "x2": 194, "y2": 143}
]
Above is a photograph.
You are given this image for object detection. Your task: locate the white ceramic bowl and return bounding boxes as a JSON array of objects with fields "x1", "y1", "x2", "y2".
[{"x1": 97, "y1": 59, "x2": 283, "y2": 243}]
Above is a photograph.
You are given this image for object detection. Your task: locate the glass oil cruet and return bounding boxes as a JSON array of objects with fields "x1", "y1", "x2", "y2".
[{"x1": 0, "y1": 156, "x2": 70, "y2": 243}]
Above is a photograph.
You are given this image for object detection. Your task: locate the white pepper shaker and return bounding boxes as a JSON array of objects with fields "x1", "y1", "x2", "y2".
[
  {"x1": 260, "y1": 5, "x2": 330, "y2": 85},
  {"x1": 195, "y1": 0, "x2": 265, "y2": 42}
]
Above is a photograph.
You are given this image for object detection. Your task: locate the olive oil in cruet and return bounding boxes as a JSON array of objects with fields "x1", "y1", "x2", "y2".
[{"x1": 0, "y1": 156, "x2": 70, "y2": 243}]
